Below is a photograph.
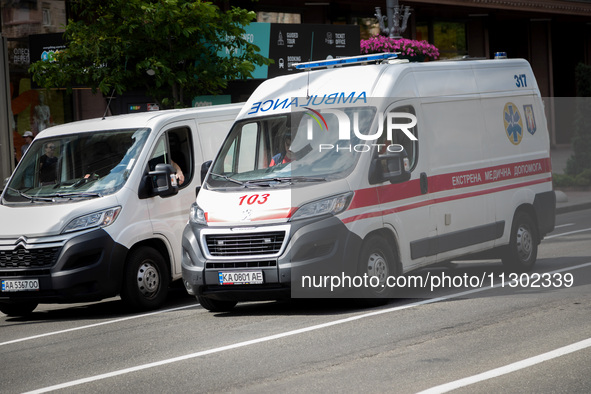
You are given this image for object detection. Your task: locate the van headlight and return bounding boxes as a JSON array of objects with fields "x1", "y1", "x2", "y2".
[
  {"x1": 290, "y1": 192, "x2": 353, "y2": 221},
  {"x1": 189, "y1": 202, "x2": 207, "y2": 225},
  {"x1": 62, "y1": 207, "x2": 121, "y2": 234}
]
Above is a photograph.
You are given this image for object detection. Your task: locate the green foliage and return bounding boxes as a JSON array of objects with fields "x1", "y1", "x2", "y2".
[
  {"x1": 565, "y1": 63, "x2": 591, "y2": 175},
  {"x1": 29, "y1": 0, "x2": 271, "y2": 108},
  {"x1": 553, "y1": 170, "x2": 591, "y2": 188}
]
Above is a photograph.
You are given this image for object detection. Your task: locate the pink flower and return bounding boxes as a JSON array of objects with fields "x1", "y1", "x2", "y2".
[{"x1": 360, "y1": 36, "x2": 439, "y2": 60}]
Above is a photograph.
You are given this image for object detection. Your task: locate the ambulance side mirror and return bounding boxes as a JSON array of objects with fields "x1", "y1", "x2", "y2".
[
  {"x1": 1, "y1": 177, "x2": 8, "y2": 194},
  {"x1": 147, "y1": 163, "x2": 179, "y2": 198},
  {"x1": 201, "y1": 160, "x2": 212, "y2": 184},
  {"x1": 369, "y1": 149, "x2": 411, "y2": 184}
]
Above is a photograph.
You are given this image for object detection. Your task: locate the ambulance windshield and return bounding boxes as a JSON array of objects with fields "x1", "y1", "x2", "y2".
[
  {"x1": 207, "y1": 106, "x2": 377, "y2": 188},
  {"x1": 2, "y1": 128, "x2": 150, "y2": 204}
]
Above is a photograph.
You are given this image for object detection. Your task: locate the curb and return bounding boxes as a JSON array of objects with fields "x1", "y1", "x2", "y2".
[{"x1": 556, "y1": 202, "x2": 591, "y2": 215}]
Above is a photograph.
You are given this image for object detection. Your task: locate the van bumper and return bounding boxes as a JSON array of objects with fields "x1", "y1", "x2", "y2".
[
  {"x1": 181, "y1": 216, "x2": 362, "y2": 302},
  {"x1": 0, "y1": 229, "x2": 128, "y2": 304}
]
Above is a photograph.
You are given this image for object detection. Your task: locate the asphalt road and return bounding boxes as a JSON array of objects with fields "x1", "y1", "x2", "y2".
[{"x1": 1, "y1": 208, "x2": 590, "y2": 394}]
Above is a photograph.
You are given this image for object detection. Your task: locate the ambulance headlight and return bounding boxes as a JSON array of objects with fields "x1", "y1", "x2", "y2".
[
  {"x1": 63, "y1": 207, "x2": 121, "y2": 233},
  {"x1": 189, "y1": 202, "x2": 207, "y2": 225},
  {"x1": 290, "y1": 192, "x2": 353, "y2": 221}
]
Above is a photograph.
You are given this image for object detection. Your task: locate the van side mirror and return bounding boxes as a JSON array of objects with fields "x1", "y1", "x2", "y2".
[
  {"x1": 148, "y1": 163, "x2": 179, "y2": 197},
  {"x1": 369, "y1": 149, "x2": 411, "y2": 184}
]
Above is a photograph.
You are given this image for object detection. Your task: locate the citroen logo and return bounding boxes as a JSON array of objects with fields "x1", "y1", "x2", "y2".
[{"x1": 14, "y1": 236, "x2": 28, "y2": 249}]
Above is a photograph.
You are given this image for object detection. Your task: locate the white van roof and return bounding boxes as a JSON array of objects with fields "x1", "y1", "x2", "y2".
[
  {"x1": 239, "y1": 58, "x2": 538, "y2": 119},
  {"x1": 39, "y1": 103, "x2": 243, "y2": 138}
]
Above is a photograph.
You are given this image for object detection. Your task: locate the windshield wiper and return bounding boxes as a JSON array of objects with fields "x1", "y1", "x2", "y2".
[
  {"x1": 245, "y1": 176, "x2": 327, "y2": 185},
  {"x1": 283, "y1": 176, "x2": 327, "y2": 183},
  {"x1": 7, "y1": 187, "x2": 54, "y2": 202},
  {"x1": 209, "y1": 172, "x2": 246, "y2": 186},
  {"x1": 47, "y1": 192, "x2": 103, "y2": 199}
]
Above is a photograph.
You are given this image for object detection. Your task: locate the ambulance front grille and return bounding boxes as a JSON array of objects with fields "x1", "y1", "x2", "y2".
[
  {"x1": 205, "y1": 261, "x2": 277, "y2": 269},
  {"x1": 205, "y1": 232, "x2": 285, "y2": 257}
]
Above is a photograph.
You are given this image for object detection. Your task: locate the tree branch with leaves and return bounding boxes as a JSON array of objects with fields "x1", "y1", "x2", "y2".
[{"x1": 29, "y1": 0, "x2": 271, "y2": 108}]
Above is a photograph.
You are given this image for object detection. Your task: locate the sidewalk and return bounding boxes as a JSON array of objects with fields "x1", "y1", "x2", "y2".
[{"x1": 551, "y1": 145, "x2": 591, "y2": 214}]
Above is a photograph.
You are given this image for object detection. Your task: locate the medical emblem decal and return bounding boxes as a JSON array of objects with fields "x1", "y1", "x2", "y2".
[
  {"x1": 523, "y1": 104, "x2": 536, "y2": 135},
  {"x1": 503, "y1": 102, "x2": 523, "y2": 145}
]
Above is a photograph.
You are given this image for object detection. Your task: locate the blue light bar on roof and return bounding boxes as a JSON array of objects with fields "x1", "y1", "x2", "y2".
[{"x1": 293, "y1": 53, "x2": 399, "y2": 70}]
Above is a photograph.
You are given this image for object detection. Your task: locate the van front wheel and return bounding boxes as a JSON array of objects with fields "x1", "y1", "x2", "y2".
[
  {"x1": 502, "y1": 211, "x2": 538, "y2": 272},
  {"x1": 121, "y1": 246, "x2": 169, "y2": 311},
  {"x1": 0, "y1": 301, "x2": 38, "y2": 317}
]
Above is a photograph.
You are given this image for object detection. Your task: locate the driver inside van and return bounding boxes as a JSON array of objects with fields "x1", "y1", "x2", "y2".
[
  {"x1": 39, "y1": 142, "x2": 58, "y2": 185},
  {"x1": 270, "y1": 133, "x2": 293, "y2": 166}
]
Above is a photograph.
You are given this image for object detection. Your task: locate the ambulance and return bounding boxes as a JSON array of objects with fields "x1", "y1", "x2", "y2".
[
  {"x1": 181, "y1": 54, "x2": 555, "y2": 312},
  {"x1": 0, "y1": 103, "x2": 242, "y2": 316}
]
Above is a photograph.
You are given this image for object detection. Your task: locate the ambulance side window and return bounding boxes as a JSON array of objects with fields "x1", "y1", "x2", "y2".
[
  {"x1": 238, "y1": 124, "x2": 258, "y2": 172},
  {"x1": 383, "y1": 105, "x2": 418, "y2": 171},
  {"x1": 220, "y1": 122, "x2": 263, "y2": 173}
]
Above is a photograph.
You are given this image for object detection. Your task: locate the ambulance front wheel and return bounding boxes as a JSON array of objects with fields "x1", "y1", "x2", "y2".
[
  {"x1": 121, "y1": 246, "x2": 170, "y2": 311},
  {"x1": 502, "y1": 211, "x2": 538, "y2": 272},
  {"x1": 197, "y1": 295, "x2": 237, "y2": 312},
  {"x1": 357, "y1": 235, "x2": 398, "y2": 304}
]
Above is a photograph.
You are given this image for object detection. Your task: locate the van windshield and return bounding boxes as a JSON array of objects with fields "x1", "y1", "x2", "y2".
[
  {"x1": 2, "y1": 128, "x2": 150, "y2": 204},
  {"x1": 207, "y1": 106, "x2": 377, "y2": 188}
]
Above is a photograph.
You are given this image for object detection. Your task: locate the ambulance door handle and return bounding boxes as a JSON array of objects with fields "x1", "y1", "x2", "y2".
[{"x1": 420, "y1": 172, "x2": 428, "y2": 194}]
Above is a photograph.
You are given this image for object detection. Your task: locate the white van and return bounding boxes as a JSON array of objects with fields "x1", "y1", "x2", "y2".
[
  {"x1": 0, "y1": 103, "x2": 242, "y2": 316},
  {"x1": 181, "y1": 54, "x2": 555, "y2": 311}
]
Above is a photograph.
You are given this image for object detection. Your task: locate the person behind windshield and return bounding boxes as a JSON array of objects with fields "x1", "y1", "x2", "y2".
[
  {"x1": 270, "y1": 133, "x2": 293, "y2": 166},
  {"x1": 21, "y1": 131, "x2": 34, "y2": 159},
  {"x1": 39, "y1": 142, "x2": 58, "y2": 185}
]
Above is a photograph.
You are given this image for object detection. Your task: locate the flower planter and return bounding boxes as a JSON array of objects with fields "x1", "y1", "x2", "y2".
[{"x1": 361, "y1": 37, "x2": 439, "y2": 62}]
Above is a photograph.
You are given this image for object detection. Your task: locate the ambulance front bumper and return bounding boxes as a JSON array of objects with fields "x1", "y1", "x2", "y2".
[{"x1": 181, "y1": 215, "x2": 362, "y2": 302}]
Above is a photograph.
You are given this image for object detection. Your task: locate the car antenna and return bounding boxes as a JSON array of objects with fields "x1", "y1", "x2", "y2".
[
  {"x1": 102, "y1": 56, "x2": 127, "y2": 119},
  {"x1": 102, "y1": 88, "x2": 116, "y2": 119}
]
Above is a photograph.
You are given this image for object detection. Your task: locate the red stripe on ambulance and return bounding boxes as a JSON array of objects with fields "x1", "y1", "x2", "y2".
[{"x1": 343, "y1": 158, "x2": 551, "y2": 224}]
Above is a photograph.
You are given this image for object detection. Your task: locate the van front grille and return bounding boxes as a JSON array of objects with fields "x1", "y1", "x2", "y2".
[
  {"x1": 0, "y1": 247, "x2": 60, "y2": 269},
  {"x1": 205, "y1": 232, "x2": 285, "y2": 257}
]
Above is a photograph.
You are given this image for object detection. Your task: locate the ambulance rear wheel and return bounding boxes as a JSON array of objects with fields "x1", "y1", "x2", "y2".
[
  {"x1": 502, "y1": 211, "x2": 538, "y2": 272},
  {"x1": 197, "y1": 295, "x2": 237, "y2": 312},
  {"x1": 357, "y1": 235, "x2": 397, "y2": 304},
  {"x1": 0, "y1": 301, "x2": 38, "y2": 317},
  {"x1": 121, "y1": 246, "x2": 169, "y2": 311}
]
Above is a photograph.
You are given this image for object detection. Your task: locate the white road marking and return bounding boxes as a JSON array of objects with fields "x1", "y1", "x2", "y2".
[
  {"x1": 417, "y1": 337, "x2": 591, "y2": 394},
  {"x1": 553, "y1": 223, "x2": 574, "y2": 229},
  {"x1": 24, "y1": 261, "x2": 591, "y2": 394},
  {"x1": 0, "y1": 304, "x2": 200, "y2": 347},
  {"x1": 546, "y1": 227, "x2": 591, "y2": 239}
]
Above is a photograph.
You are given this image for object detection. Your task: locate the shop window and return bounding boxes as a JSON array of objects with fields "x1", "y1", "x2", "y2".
[
  {"x1": 416, "y1": 21, "x2": 467, "y2": 59},
  {"x1": 434, "y1": 22, "x2": 466, "y2": 58},
  {"x1": 42, "y1": 8, "x2": 51, "y2": 26}
]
